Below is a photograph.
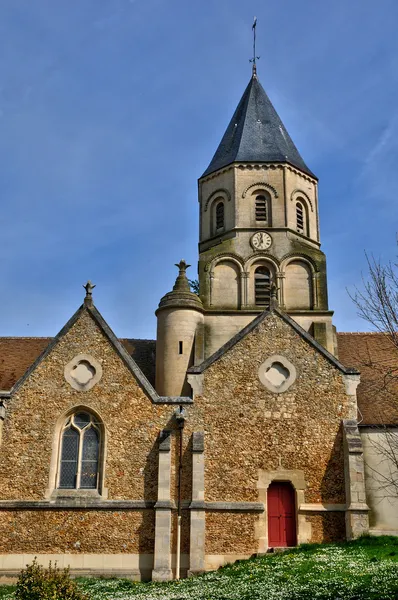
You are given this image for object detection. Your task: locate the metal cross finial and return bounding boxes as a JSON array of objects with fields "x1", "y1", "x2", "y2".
[
  {"x1": 83, "y1": 280, "x2": 96, "y2": 298},
  {"x1": 249, "y1": 16, "x2": 260, "y2": 76}
]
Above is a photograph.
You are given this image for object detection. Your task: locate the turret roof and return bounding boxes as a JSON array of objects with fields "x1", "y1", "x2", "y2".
[{"x1": 202, "y1": 73, "x2": 315, "y2": 179}]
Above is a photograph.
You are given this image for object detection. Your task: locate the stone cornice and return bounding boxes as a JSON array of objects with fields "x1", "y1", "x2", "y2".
[{"x1": 199, "y1": 163, "x2": 318, "y2": 184}]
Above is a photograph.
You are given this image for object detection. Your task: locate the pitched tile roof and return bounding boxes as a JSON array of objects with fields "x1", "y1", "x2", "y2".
[
  {"x1": 1, "y1": 328, "x2": 396, "y2": 425},
  {"x1": 120, "y1": 339, "x2": 156, "y2": 387},
  {"x1": 202, "y1": 74, "x2": 315, "y2": 179},
  {"x1": 0, "y1": 337, "x2": 51, "y2": 390},
  {"x1": 0, "y1": 336, "x2": 156, "y2": 390},
  {"x1": 337, "y1": 332, "x2": 398, "y2": 425}
]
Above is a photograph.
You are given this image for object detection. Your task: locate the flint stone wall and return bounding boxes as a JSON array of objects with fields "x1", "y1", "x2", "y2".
[{"x1": 193, "y1": 313, "x2": 356, "y2": 552}]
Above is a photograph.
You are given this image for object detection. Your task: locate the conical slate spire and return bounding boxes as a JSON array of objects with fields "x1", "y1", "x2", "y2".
[{"x1": 202, "y1": 74, "x2": 315, "y2": 179}]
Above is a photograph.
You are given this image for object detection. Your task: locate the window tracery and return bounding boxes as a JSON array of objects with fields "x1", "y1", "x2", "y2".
[{"x1": 58, "y1": 411, "x2": 100, "y2": 490}]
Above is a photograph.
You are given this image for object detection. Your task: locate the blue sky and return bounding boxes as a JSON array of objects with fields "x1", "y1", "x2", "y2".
[{"x1": 0, "y1": 0, "x2": 397, "y2": 339}]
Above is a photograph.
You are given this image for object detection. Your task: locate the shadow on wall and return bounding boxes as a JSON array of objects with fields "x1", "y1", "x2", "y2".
[
  {"x1": 172, "y1": 427, "x2": 193, "y2": 578},
  {"x1": 320, "y1": 424, "x2": 345, "y2": 505},
  {"x1": 182, "y1": 434, "x2": 193, "y2": 573},
  {"x1": 137, "y1": 436, "x2": 158, "y2": 580},
  {"x1": 137, "y1": 416, "x2": 193, "y2": 580},
  {"x1": 138, "y1": 415, "x2": 175, "y2": 580},
  {"x1": 316, "y1": 424, "x2": 346, "y2": 543}
]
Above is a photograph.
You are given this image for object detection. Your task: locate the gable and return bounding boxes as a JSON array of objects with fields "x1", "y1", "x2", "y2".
[
  {"x1": 198, "y1": 312, "x2": 348, "y2": 390},
  {"x1": 188, "y1": 309, "x2": 357, "y2": 376},
  {"x1": 189, "y1": 310, "x2": 355, "y2": 509},
  {"x1": 11, "y1": 308, "x2": 153, "y2": 398},
  {"x1": 0, "y1": 305, "x2": 187, "y2": 503}
]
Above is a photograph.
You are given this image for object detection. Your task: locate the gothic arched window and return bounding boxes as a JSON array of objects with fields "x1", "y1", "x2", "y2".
[
  {"x1": 255, "y1": 266, "x2": 271, "y2": 307},
  {"x1": 255, "y1": 194, "x2": 268, "y2": 222},
  {"x1": 58, "y1": 412, "x2": 101, "y2": 490},
  {"x1": 215, "y1": 201, "x2": 225, "y2": 232},
  {"x1": 296, "y1": 201, "x2": 306, "y2": 235}
]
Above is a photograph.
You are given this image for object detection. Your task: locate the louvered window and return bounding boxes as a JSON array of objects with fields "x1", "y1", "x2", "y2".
[
  {"x1": 255, "y1": 195, "x2": 267, "y2": 222},
  {"x1": 215, "y1": 202, "x2": 225, "y2": 231},
  {"x1": 296, "y1": 202, "x2": 305, "y2": 234},
  {"x1": 58, "y1": 412, "x2": 100, "y2": 490},
  {"x1": 255, "y1": 266, "x2": 271, "y2": 307}
]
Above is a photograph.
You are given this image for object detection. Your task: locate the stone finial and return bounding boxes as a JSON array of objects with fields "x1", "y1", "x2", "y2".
[
  {"x1": 83, "y1": 280, "x2": 96, "y2": 306},
  {"x1": 270, "y1": 283, "x2": 278, "y2": 310},
  {"x1": 156, "y1": 260, "x2": 203, "y2": 312},
  {"x1": 173, "y1": 260, "x2": 191, "y2": 292}
]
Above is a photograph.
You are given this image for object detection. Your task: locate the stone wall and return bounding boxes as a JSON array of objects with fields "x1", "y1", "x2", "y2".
[
  {"x1": 191, "y1": 311, "x2": 359, "y2": 560},
  {"x1": 304, "y1": 513, "x2": 346, "y2": 543},
  {"x1": 205, "y1": 512, "x2": 258, "y2": 554},
  {"x1": 0, "y1": 305, "x2": 365, "y2": 578},
  {"x1": 0, "y1": 510, "x2": 154, "y2": 554},
  {"x1": 0, "y1": 311, "x2": 178, "y2": 503},
  {"x1": 361, "y1": 427, "x2": 398, "y2": 534},
  {"x1": 0, "y1": 309, "x2": 188, "y2": 575}
]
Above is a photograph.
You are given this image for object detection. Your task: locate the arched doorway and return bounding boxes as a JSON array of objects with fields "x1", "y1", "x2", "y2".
[{"x1": 267, "y1": 481, "x2": 297, "y2": 547}]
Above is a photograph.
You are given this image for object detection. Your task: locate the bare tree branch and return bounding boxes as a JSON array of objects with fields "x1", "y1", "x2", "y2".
[
  {"x1": 348, "y1": 243, "x2": 398, "y2": 497},
  {"x1": 348, "y1": 251, "x2": 398, "y2": 353}
]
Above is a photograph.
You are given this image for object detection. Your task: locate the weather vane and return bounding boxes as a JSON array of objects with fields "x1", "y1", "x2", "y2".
[{"x1": 249, "y1": 16, "x2": 260, "y2": 75}]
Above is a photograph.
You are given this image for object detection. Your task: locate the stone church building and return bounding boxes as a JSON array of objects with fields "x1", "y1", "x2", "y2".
[{"x1": 0, "y1": 67, "x2": 397, "y2": 581}]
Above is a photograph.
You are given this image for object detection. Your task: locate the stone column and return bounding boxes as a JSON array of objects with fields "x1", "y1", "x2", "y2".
[
  {"x1": 209, "y1": 271, "x2": 214, "y2": 307},
  {"x1": 188, "y1": 432, "x2": 205, "y2": 576},
  {"x1": 0, "y1": 403, "x2": 5, "y2": 447},
  {"x1": 276, "y1": 273, "x2": 285, "y2": 309},
  {"x1": 312, "y1": 272, "x2": 318, "y2": 308},
  {"x1": 241, "y1": 272, "x2": 249, "y2": 308},
  {"x1": 152, "y1": 430, "x2": 173, "y2": 581},
  {"x1": 343, "y1": 419, "x2": 370, "y2": 539}
]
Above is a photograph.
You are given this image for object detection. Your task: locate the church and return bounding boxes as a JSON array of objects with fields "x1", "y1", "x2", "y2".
[{"x1": 0, "y1": 63, "x2": 397, "y2": 582}]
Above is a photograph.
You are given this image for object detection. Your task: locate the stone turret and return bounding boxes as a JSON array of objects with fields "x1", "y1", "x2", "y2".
[{"x1": 155, "y1": 261, "x2": 204, "y2": 396}]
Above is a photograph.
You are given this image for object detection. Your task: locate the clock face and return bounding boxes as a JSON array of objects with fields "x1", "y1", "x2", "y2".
[{"x1": 251, "y1": 231, "x2": 272, "y2": 250}]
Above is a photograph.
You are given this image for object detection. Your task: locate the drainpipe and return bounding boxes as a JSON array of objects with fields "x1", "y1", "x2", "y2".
[{"x1": 175, "y1": 406, "x2": 186, "y2": 580}]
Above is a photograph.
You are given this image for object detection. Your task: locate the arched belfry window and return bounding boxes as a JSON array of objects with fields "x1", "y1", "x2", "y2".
[
  {"x1": 296, "y1": 201, "x2": 306, "y2": 235},
  {"x1": 215, "y1": 201, "x2": 225, "y2": 232},
  {"x1": 255, "y1": 266, "x2": 271, "y2": 307},
  {"x1": 255, "y1": 195, "x2": 267, "y2": 222},
  {"x1": 58, "y1": 412, "x2": 101, "y2": 490}
]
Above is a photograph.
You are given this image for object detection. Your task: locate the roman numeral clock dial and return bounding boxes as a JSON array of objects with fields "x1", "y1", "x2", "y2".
[{"x1": 251, "y1": 231, "x2": 272, "y2": 251}]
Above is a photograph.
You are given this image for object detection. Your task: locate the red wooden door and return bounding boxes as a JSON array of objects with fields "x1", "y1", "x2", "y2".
[{"x1": 267, "y1": 482, "x2": 296, "y2": 547}]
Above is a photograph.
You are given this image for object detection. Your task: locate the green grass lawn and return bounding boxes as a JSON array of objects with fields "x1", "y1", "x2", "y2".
[{"x1": 1, "y1": 536, "x2": 398, "y2": 600}]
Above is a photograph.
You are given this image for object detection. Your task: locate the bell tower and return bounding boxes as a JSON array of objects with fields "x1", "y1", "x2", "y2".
[{"x1": 198, "y1": 67, "x2": 335, "y2": 357}]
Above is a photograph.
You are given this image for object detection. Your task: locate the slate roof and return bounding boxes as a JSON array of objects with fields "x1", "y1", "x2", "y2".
[
  {"x1": 0, "y1": 336, "x2": 156, "y2": 390},
  {"x1": 337, "y1": 332, "x2": 398, "y2": 426},
  {"x1": 202, "y1": 74, "x2": 315, "y2": 179}
]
